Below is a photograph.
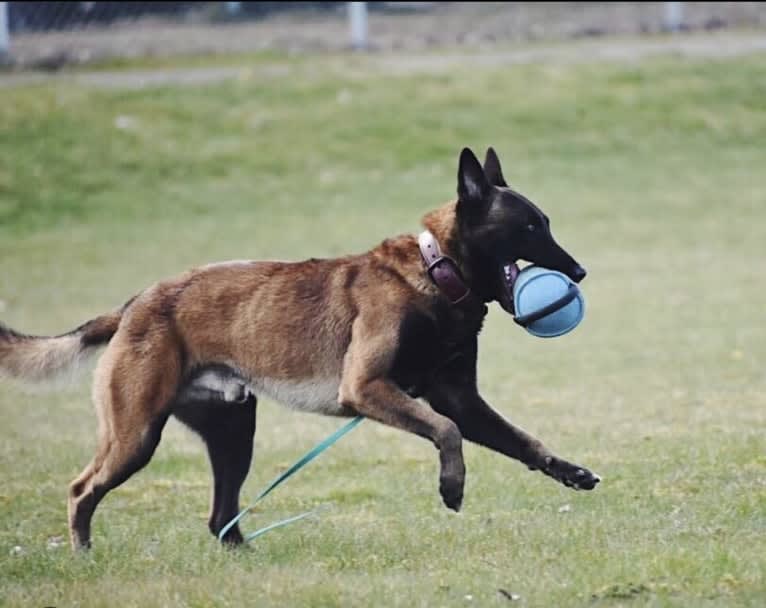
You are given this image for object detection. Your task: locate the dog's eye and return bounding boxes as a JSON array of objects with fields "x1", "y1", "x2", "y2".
[{"x1": 527, "y1": 224, "x2": 536, "y2": 232}]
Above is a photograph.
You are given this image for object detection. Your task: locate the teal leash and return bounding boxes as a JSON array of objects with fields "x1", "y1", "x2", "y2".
[{"x1": 218, "y1": 415, "x2": 364, "y2": 543}]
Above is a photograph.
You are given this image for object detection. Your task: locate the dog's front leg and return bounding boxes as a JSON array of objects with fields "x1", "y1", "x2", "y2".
[
  {"x1": 424, "y1": 344, "x2": 600, "y2": 491},
  {"x1": 339, "y1": 315, "x2": 465, "y2": 511},
  {"x1": 428, "y1": 385, "x2": 600, "y2": 491}
]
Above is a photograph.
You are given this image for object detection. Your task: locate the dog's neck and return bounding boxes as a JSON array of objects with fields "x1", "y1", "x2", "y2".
[{"x1": 420, "y1": 202, "x2": 498, "y2": 303}]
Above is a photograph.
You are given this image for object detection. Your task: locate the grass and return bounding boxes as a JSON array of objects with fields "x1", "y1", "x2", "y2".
[{"x1": 1, "y1": 47, "x2": 765, "y2": 607}]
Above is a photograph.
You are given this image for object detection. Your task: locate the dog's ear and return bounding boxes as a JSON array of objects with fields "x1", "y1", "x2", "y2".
[
  {"x1": 483, "y1": 147, "x2": 508, "y2": 188},
  {"x1": 457, "y1": 147, "x2": 491, "y2": 205}
]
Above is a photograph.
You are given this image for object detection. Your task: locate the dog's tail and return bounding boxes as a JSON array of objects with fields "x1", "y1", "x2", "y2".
[{"x1": 0, "y1": 301, "x2": 131, "y2": 383}]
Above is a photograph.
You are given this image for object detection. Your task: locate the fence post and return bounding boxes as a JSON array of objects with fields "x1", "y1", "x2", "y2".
[
  {"x1": 348, "y1": 2, "x2": 368, "y2": 50},
  {"x1": 0, "y1": 2, "x2": 9, "y2": 56},
  {"x1": 663, "y1": 2, "x2": 684, "y2": 33}
]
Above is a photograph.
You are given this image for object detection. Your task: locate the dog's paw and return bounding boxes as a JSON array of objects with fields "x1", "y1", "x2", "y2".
[
  {"x1": 439, "y1": 474, "x2": 464, "y2": 512},
  {"x1": 541, "y1": 457, "x2": 601, "y2": 491}
]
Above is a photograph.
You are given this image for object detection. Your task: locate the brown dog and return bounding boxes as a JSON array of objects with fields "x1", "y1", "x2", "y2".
[{"x1": 0, "y1": 147, "x2": 600, "y2": 551}]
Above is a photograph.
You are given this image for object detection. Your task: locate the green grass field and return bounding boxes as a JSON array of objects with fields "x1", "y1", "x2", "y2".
[{"x1": 1, "y1": 46, "x2": 765, "y2": 607}]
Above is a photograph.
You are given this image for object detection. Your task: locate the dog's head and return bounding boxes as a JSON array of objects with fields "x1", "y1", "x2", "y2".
[{"x1": 454, "y1": 147, "x2": 586, "y2": 309}]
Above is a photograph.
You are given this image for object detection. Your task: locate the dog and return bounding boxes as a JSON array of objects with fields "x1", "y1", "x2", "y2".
[{"x1": 0, "y1": 147, "x2": 600, "y2": 551}]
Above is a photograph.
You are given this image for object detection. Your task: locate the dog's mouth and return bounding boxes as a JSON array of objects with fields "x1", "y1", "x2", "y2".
[{"x1": 497, "y1": 261, "x2": 520, "y2": 315}]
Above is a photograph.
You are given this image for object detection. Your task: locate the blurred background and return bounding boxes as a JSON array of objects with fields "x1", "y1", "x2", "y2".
[{"x1": 2, "y1": 2, "x2": 766, "y2": 70}]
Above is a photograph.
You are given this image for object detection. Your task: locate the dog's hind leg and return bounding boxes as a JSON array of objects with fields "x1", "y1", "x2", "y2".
[
  {"x1": 173, "y1": 397, "x2": 257, "y2": 545},
  {"x1": 68, "y1": 334, "x2": 182, "y2": 551},
  {"x1": 68, "y1": 411, "x2": 169, "y2": 550}
]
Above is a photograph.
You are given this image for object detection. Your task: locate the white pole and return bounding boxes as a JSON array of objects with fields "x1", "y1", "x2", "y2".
[
  {"x1": 0, "y1": 2, "x2": 9, "y2": 55},
  {"x1": 348, "y1": 2, "x2": 368, "y2": 50},
  {"x1": 663, "y1": 2, "x2": 683, "y2": 33}
]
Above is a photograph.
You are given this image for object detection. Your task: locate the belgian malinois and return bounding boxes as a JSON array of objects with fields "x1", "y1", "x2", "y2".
[{"x1": 0, "y1": 147, "x2": 600, "y2": 551}]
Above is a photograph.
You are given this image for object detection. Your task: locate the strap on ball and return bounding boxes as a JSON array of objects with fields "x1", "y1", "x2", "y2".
[{"x1": 514, "y1": 283, "x2": 579, "y2": 327}]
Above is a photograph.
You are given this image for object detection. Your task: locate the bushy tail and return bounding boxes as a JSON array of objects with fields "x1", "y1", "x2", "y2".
[{"x1": 0, "y1": 307, "x2": 125, "y2": 383}]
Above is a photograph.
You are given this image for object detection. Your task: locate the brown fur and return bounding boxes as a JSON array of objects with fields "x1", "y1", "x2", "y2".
[{"x1": 1, "y1": 148, "x2": 600, "y2": 551}]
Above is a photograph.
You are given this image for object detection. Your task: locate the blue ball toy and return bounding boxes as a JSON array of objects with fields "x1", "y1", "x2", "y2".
[{"x1": 511, "y1": 265, "x2": 585, "y2": 338}]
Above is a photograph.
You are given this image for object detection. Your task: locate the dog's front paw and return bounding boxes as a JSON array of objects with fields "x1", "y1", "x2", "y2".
[{"x1": 541, "y1": 456, "x2": 601, "y2": 491}]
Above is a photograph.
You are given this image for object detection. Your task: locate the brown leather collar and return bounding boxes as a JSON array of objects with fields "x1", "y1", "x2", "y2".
[{"x1": 418, "y1": 230, "x2": 472, "y2": 305}]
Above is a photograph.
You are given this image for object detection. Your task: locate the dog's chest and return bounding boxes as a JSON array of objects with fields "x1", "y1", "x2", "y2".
[{"x1": 389, "y1": 301, "x2": 486, "y2": 394}]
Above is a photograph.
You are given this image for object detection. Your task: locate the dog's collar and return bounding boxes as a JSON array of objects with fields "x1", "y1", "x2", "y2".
[{"x1": 418, "y1": 230, "x2": 472, "y2": 305}]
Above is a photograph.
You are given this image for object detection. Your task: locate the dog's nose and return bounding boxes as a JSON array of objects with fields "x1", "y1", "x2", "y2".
[{"x1": 572, "y1": 266, "x2": 587, "y2": 283}]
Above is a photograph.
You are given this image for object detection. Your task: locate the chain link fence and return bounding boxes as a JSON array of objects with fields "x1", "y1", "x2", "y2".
[
  {"x1": 5, "y1": 2, "x2": 350, "y2": 32},
  {"x1": 2, "y1": 2, "x2": 766, "y2": 71}
]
